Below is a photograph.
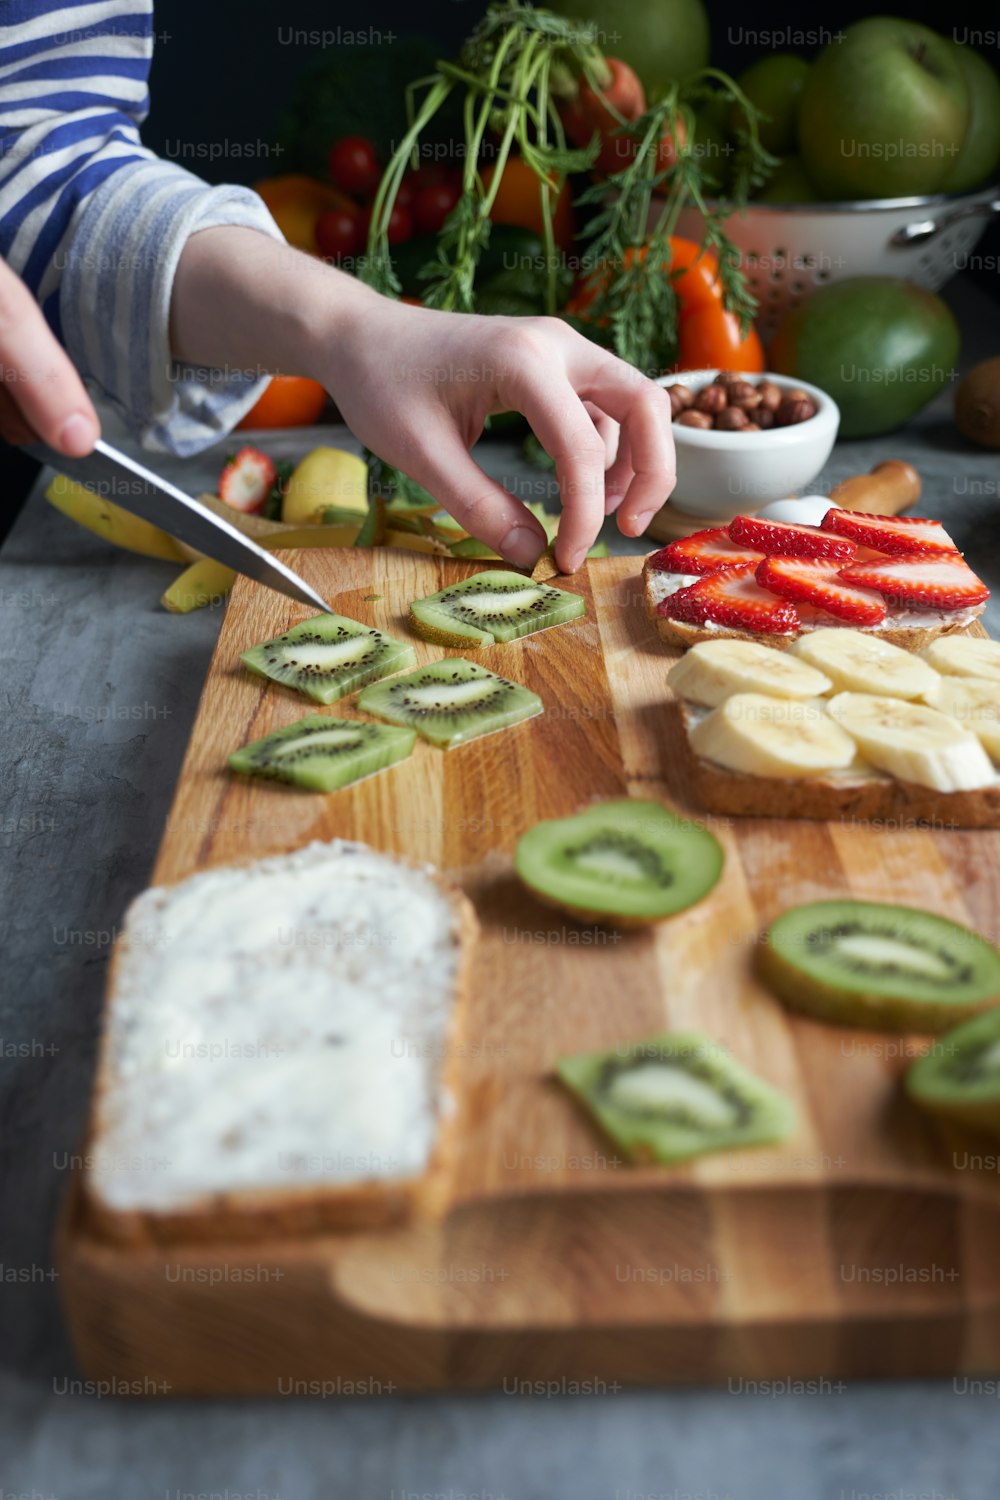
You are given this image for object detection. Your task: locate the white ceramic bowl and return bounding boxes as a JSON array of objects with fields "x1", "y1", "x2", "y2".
[{"x1": 657, "y1": 370, "x2": 839, "y2": 521}]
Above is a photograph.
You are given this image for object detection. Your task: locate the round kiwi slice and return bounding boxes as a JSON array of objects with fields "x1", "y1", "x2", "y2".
[
  {"x1": 557, "y1": 1032, "x2": 796, "y2": 1164},
  {"x1": 515, "y1": 799, "x2": 724, "y2": 927},
  {"x1": 759, "y1": 899, "x2": 1000, "y2": 1032},
  {"x1": 906, "y1": 1007, "x2": 1000, "y2": 1133}
]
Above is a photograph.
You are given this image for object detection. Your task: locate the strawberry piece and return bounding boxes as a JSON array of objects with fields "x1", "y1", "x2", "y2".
[
  {"x1": 756, "y1": 555, "x2": 887, "y2": 625},
  {"x1": 839, "y1": 553, "x2": 990, "y2": 612},
  {"x1": 658, "y1": 564, "x2": 800, "y2": 635},
  {"x1": 648, "y1": 528, "x2": 765, "y2": 575},
  {"x1": 218, "y1": 446, "x2": 277, "y2": 514},
  {"x1": 821, "y1": 508, "x2": 959, "y2": 556},
  {"x1": 728, "y1": 514, "x2": 855, "y2": 562}
]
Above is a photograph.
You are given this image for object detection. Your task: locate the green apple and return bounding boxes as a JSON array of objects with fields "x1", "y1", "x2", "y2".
[
  {"x1": 940, "y1": 45, "x2": 1000, "y2": 192},
  {"x1": 799, "y1": 18, "x2": 970, "y2": 199},
  {"x1": 755, "y1": 157, "x2": 821, "y2": 203},
  {"x1": 544, "y1": 0, "x2": 709, "y2": 93},
  {"x1": 733, "y1": 54, "x2": 810, "y2": 155}
]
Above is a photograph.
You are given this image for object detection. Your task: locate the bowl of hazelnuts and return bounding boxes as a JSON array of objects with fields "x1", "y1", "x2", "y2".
[{"x1": 657, "y1": 369, "x2": 840, "y2": 521}]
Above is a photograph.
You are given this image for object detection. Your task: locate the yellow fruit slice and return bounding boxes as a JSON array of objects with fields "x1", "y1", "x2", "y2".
[
  {"x1": 161, "y1": 558, "x2": 236, "y2": 613},
  {"x1": 281, "y1": 447, "x2": 368, "y2": 524},
  {"x1": 45, "y1": 476, "x2": 186, "y2": 562}
]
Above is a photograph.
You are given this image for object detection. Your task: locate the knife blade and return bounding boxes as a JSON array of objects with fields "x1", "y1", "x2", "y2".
[{"x1": 28, "y1": 438, "x2": 334, "y2": 614}]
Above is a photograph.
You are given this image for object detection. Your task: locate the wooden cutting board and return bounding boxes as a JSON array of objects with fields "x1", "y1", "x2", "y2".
[{"x1": 59, "y1": 549, "x2": 1000, "y2": 1393}]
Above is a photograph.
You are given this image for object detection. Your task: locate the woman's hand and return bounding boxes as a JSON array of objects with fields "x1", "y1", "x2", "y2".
[
  {"x1": 0, "y1": 258, "x2": 99, "y2": 454},
  {"x1": 322, "y1": 299, "x2": 677, "y2": 571},
  {"x1": 170, "y1": 230, "x2": 675, "y2": 572}
]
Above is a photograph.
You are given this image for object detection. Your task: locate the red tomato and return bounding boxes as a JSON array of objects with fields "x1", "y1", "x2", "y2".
[
  {"x1": 315, "y1": 208, "x2": 362, "y2": 262},
  {"x1": 328, "y1": 136, "x2": 381, "y2": 197},
  {"x1": 361, "y1": 201, "x2": 414, "y2": 246},
  {"x1": 677, "y1": 304, "x2": 764, "y2": 373},
  {"x1": 395, "y1": 176, "x2": 416, "y2": 211},
  {"x1": 413, "y1": 181, "x2": 461, "y2": 235}
]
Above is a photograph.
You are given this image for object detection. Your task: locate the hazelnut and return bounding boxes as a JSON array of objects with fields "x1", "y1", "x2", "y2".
[
  {"x1": 756, "y1": 380, "x2": 784, "y2": 412},
  {"x1": 742, "y1": 422, "x2": 761, "y2": 432},
  {"x1": 727, "y1": 380, "x2": 763, "y2": 410},
  {"x1": 666, "y1": 382, "x2": 694, "y2": 416},
  {"x1": 713, "y1": 370, "x2": 741, "y2": 385},
  {"x1": 783, "y1": 388, "x2": 812, "y2": 405},
  {"x1": 695, "y1": 384, "x2": 728, "y2": 415},
  {"x1": 715, "y1": 406, "x2": 749, "y2": 430},
  {"x1": 676, "y1": 409, "x2": 713, "y2": 429},
  {"x1": 755, "y1": 406, "x2": 776, "y2": 430},
  {"x1": 775, "y1": 397, "x2": 817, "y2": 426}
]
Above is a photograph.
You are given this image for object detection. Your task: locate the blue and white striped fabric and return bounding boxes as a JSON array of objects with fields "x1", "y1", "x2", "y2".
[{"x1": 0, "y1": 1, "x2": 284, "y2": 453}]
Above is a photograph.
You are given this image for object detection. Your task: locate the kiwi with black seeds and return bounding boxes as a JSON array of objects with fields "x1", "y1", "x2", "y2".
[
  {"x1": 241, "y1": 613, "x2": 416, "y2": 705},
  {"x1": 906, "y1": 1007, "x2": 1000, "y2": 1133},
  {"x1": 410, "y1": 569, "x2": 585, "y2": 647},
  {"x1": 759, "y1": 899, "x2": 1000, "y2": 1032},
  {"x1": 558, "y1": 1032, "x2": 796, "y2": 1164},
  {"x1": 358, "y1": 657, "x2": 543, "y2": 748},
  {"x1": 515, "y1": 799, "x2": 724, "y2": 927},
  {"x1": 228, "y1": 716, "x2": 416, "y2": 792}
]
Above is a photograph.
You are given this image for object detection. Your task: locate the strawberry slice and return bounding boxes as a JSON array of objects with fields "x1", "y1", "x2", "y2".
[
  {"x1": 756, "y1": 555, "x2": 887, "y2": 625},
  {"x1": 728, "y1": 514, "x2": 855, "y2": 562},
  {"x1": 218, "y1": 446, "x2": 277, "y2": 514},
  {"x1": 821, "y1": 508, "x2": 959, "y2": 556},
  {"x1": 839, "y1": 553, "x2": 990, "y2": 612},
  {"x1": 658, "y1": 564, "x2": 800, "y2": 635},
  {"x1": 648, "y1": 528, "x2": 765, "y2": 575}
]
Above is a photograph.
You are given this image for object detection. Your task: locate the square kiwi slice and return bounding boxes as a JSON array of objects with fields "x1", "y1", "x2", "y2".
[
  {"x1": 357, "y1": 657, "x2": 543, "y2": 748},
  {"x1": 229, "y1": 716, "x2": 416, "y2": 792},
  {"x1": 558, "y1": 1031, "x2": 796, "y2": 1165},
  {"x1": 240, "y1": 613, "x2": 416, "y2": 705},
  {"x1": 410, "y1": 569, "x2": 585, "y2": 647}
]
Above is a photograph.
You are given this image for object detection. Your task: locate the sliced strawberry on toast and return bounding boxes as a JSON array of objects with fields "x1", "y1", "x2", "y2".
[
  {"x1": 648, "y1": 528, "x2": 765, "y2": 575},
  {"x1": 728, "y1": 514, "x2": 855, "y2": 562},
  {"x1": 839, "y1": 552, "x2": 989, "y2": 611},
  {"x1": 822, "y1": 508, "x2": 959, "y2": 556},
  {"x1": 756, "y1": 555, "x2": 887, "y2": 625},
  {"x1": 658, "y1": 564, "x2": 801, "y2": 635}
]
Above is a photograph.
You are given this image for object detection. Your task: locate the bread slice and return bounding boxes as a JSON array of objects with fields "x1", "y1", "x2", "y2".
[
  {"x1": 643, "y1": 554, "x2": 986, "y2": 652},
  {"x1": 83, "y1": 840, "x2": 477, "y2": 1246},
  {"x1": 673, "y1": 702, "x2": 1000, "y2": 829}
]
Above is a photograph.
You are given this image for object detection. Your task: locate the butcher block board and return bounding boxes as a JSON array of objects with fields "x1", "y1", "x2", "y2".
[{"x1": 60, "y1": 549, "x2": 1000, "y2": 1393}]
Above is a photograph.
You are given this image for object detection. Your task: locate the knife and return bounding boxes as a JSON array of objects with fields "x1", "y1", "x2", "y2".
[{"x1": 28, "y1": 437, "x2": 334, "y2": 614}]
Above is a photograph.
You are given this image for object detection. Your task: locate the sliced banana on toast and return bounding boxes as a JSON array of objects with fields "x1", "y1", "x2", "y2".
[
  {"x1": 791, "y1": 628, "x2": 939, "y2": 700},
  {"x1": 690, "y1": 693, "x2": 858, "y2": 779},
  {"x1": 921, "y1": 636, "x2": 1000, "y2": 685},
  {"x1": 668, "y1": 640, "x2": 832, "y2": 707},
  {"x1": 825, "y1": 693, "x2": 995, "y2": 792},
  {"x1": 922, "y1": 676, "x2": 1000, "y2": 762}
]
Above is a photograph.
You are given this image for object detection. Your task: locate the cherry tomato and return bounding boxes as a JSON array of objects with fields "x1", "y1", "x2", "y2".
[
  {"x1": 395, "y1": 176, "x2": 416, "y2": 212},
  {"x1": 315, "y1": 208, "x2": 362, "y2": 262},
  {"x1": 328, "y1": 136, "x2": 381, "y2": 197},
  {"x1": 413, "y1": 180, "x2": 461, "y2": 235},
  {"x1": 361, "y1": 201, "x2": 414, "y2": 246},
  {"x1": 677, "y1": 303, "x2": 764, "y2": 374}
]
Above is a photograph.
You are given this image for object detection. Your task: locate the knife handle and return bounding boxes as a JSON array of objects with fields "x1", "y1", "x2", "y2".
[{"x1": 827, "y1": 460, "x2": 921, "y2": 517}]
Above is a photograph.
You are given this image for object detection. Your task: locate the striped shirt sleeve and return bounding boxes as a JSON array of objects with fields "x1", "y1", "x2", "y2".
[{"x1": 0, "y1": 1, "x2": 285, "y2": 455}]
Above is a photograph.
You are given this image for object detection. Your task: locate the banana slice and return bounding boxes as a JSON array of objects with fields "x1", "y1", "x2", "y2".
[
  {"x1": 690, "y1": 693, "x2": 858, "y2": 779},
  {"x1": 791, "y1": 628, "x2": 939, "y2": 700},
  {"x1": 826, "y1": 692, "x2": 995, "y2": 792},
  {"x1": 922, "y1": 637, "x2": 1000, "y2": 685},
  {"x1": 668, "y1": 639, "x2": 832, "y2": 707},
  {"x1": 922, "y1": 675, "x2": 1000, "y2": 762}
]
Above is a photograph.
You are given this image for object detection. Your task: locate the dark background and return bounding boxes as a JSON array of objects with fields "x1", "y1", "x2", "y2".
[{"x1": 4, "y1": 0, "x2": 1000, "y2": 530}]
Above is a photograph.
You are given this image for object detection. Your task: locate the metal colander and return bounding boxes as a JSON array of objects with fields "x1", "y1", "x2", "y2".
[{"x1": 676, "y1": 182, "x2": 1000, "y2": 339}]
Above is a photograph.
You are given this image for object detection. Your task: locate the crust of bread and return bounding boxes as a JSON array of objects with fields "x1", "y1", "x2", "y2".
[
  {"x1": 673, "y1": 702, "x2": 1000, "y2": 830},
  {"x1": 82, "y1": 856, "x2": 479, "y2": 1249},
  {"x1": 643, "y1": 555, "x2": 986, "y2": 653}
]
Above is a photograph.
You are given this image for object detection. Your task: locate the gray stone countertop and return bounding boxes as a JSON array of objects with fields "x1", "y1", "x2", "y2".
[{"x1": 1, "y1": 276, "x2": 999, "y2": 1499}]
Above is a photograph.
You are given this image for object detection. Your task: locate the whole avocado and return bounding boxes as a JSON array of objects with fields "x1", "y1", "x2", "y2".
[
  {"x1": 544, "y1": 0, "x2": 709, "y2": 93},
  {"x1": 769, "y1": 278, "x2": 960, "y2": 438}
]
